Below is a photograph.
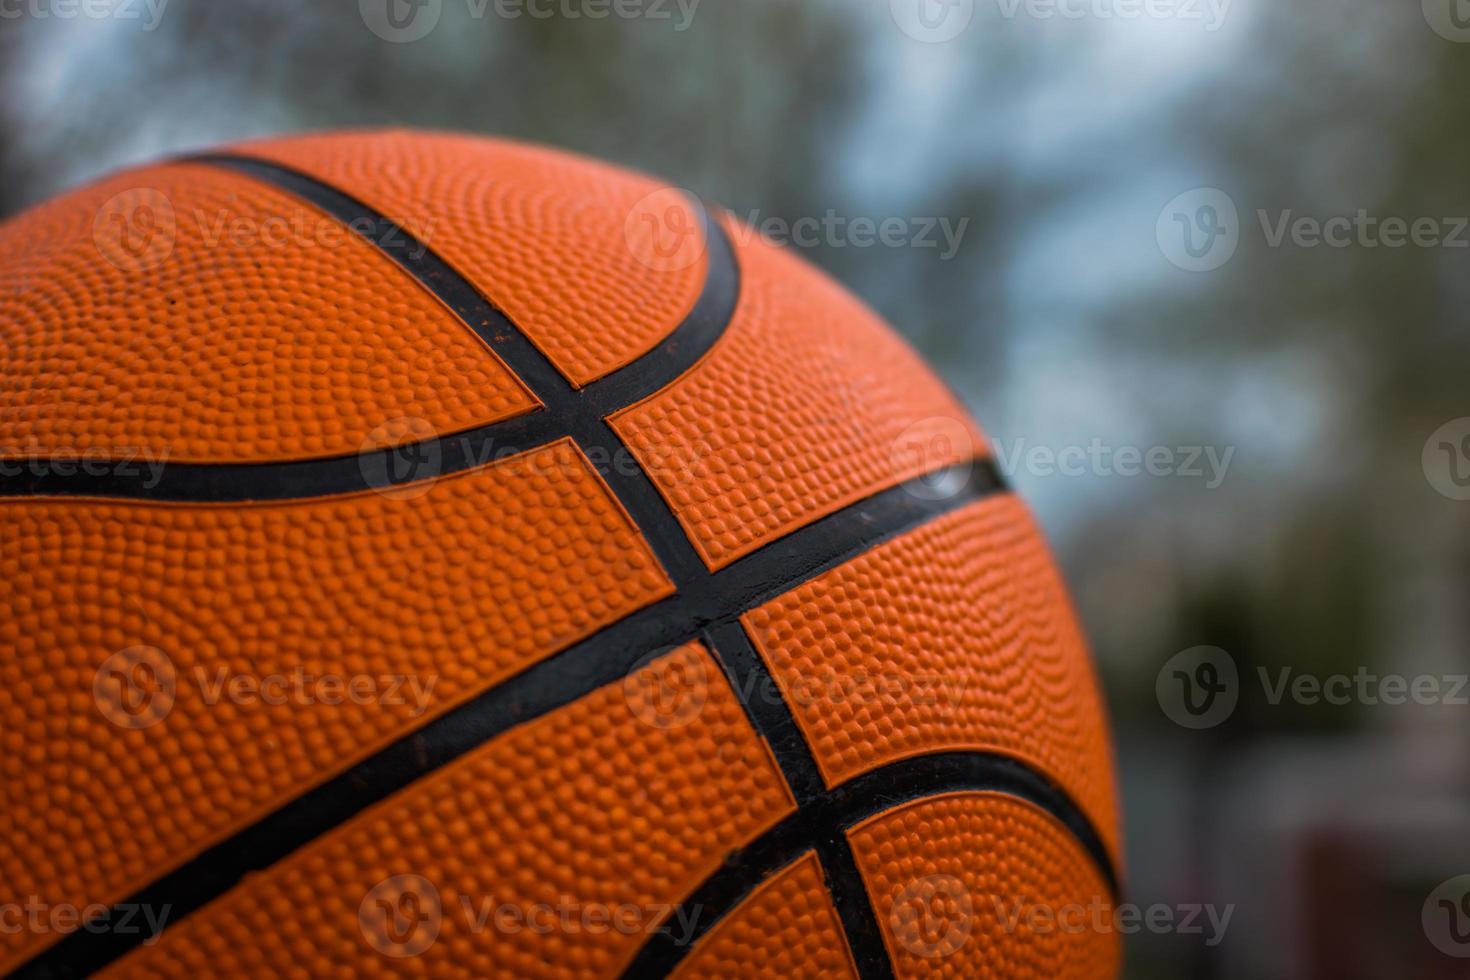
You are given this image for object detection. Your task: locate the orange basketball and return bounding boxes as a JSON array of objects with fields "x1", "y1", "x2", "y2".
[{"x1": 0, "y1": 131, "x2": 1120, "y2": 978}]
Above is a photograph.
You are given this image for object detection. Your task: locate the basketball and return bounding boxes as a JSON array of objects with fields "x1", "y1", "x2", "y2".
[{"x1": 0, "y1": 131, "x2": 1120, "y2": 978}]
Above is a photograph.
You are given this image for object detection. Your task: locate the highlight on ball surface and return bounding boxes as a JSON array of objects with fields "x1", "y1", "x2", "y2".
[{"x1": 0, "y1": 131, "x2": 1120, "y2": 979}]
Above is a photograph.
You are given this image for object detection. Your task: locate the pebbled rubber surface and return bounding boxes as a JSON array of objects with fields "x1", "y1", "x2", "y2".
[
  {"x1": 0, "y1": 131, "x2": 1120, "y2": 979},
  {"x1": 0, "y1": 440, "x2": 672, "y2": 975},
  {"x1": 848, "y1": 792, "x2": 1121, "y2": 979},
  {"x1": 742, "y1": 495, "x2": 1120, "y2": 862},
  {"x1": 229, "y1": 130, "x2": 707, "y2": 387},
  {"x1": 0, "y1": 162, "x2": 536, "y2": 463},
  {"x1": 610, "y1": 219, "x2": 986, "y2": 569},
  {"x1": 671, "y1": 852, "x2": 858, "y2": 980},
  {"x1": 100, "y1": 643, "x2": 795, "y2": 979}
]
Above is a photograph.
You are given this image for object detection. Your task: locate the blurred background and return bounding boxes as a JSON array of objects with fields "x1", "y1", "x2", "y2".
[{"x1": 2, "y1": 1, "x2": 1467, "y2": 975}]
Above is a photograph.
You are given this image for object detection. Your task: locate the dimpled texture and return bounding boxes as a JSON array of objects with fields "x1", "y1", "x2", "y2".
[
  {"x1": 610, "y1": 218, "x2": 986, "y2": 569},
  {"x1": 232, "y1": 129, "x2": 706, "y2": 386},
  {"x1": 2, "y1": 132, "x2": 1121, "y2": 979},
  {"x1": 848, "y1": 792, "x2": 1120, "y2": 979},
  {"x1": 0, "y1": 439, "x2": 672, "y2": 975},
  {"x1": 104, "y1": 643, "x2": 796, "y2": 979},
  {"x1": 672, "y1": 853, "x2": 857, "y2": 980},
  {"x1": 743, "y1": 496, "x2": 1119, "y2": 863},
  {"x1": 0, "y1": 163, "x2": 536, "y2": 462}
]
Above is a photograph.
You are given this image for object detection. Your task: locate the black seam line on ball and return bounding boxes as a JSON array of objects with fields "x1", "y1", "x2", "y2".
[
  {"x1": 10, "y1": 463, "x2": 1007, "y2": 980},
  {"x1": 814, "y1": 832, "x2": 897, "y2": 980},
  {"x1": 0, "y1": 155, "x2": 739, "y2": 507},
  {"x1": 191, "y1": 153, "x2": 740, "y2": 414},
  {"x1": 0, "y1": 410, "x2": 566, "y2": 501},
  {"x1": 699, "y1": 623, "x2": 894, "y2": 979},
  {"x1": 20, "y1": 155, "x2": 1057, "y2": 980},
  {"x1": 84, "y1": 153, "x2": 961, "y2": 980},
  {"x1": 703, "y1": 621, "x2": 828, "y2": 806},
  {"x1": 189, "y1": 153, "x2": 736, "y2": 584},
  {"x1": 198, "y1": 149, "x2": 896, "y2": 980},
  {"x1": 188, "y1": 155, "x2": 707, "y2": 582},
  {"x1": 619, "y1": 751, "x2": 1121, "y2": 980}
]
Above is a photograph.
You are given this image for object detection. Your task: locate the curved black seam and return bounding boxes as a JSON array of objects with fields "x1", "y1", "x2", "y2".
[
  {"x1": 192, "y1": 153, "x2": 739, "y2": 422},
  {"x1": 10, "y1": 464, "x2": 1013, "y2": 980},
  {"x1": 0, "y1": 410, "x2": 566, "y2": 501},
  {"x1": 179, "y1": 158, "x2": 984, "y2": 980},
  {"x1": 700, "y1": 621, "x2": 895, "y2": 979},
  {"x1": 5, "y1": 155, "x2": 1112, "y2": 980},
  {"x1": 7, "y1": 153, "x2": 742, "y2": 978},
  {"x1": 0, "y1": 161, "x2": 737, "y2": 505},
  {"x1": 619, "y1": 752, "x2": 1121, "y2": 980},
  {"x1": 118, "y1": 154, "x2": 721, "y2": 595}
]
